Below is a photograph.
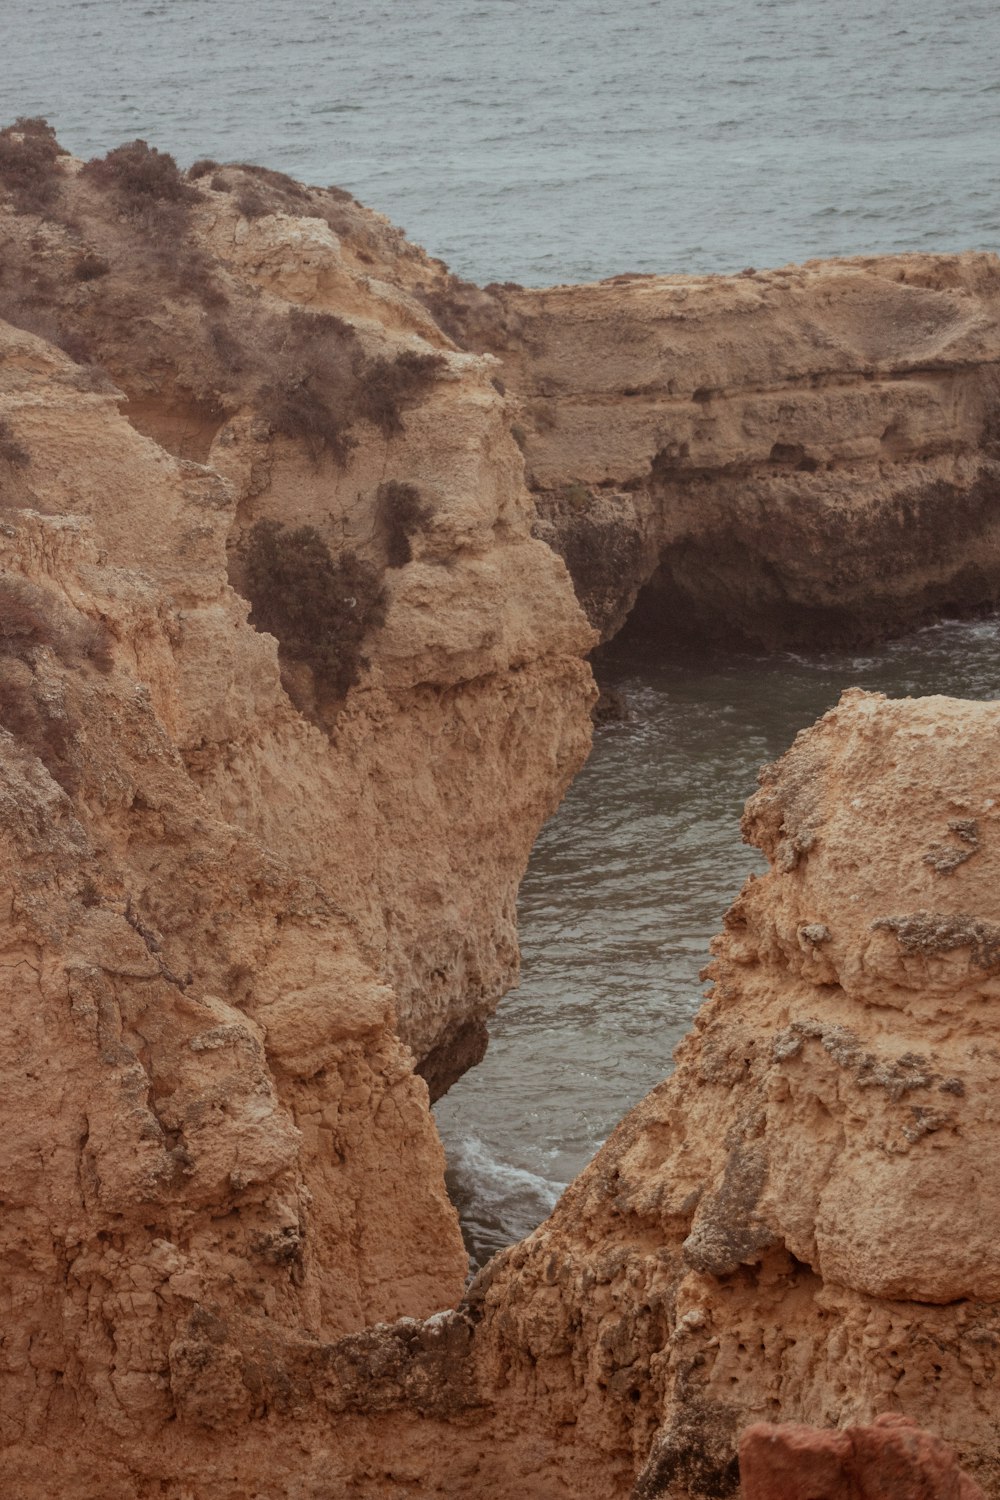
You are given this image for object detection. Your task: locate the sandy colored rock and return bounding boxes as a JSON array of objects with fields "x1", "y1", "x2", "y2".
[
  {"x1": 481, "y1": 256, "x2": 1000, "y2": 644},
  {"x1": 463, "y1": 691, "x2": 1000, "y2": 1499},
  {"x1": 6, "y1": 127, "x2": 1000, "y2": 1499},
  {"x1": 0, "y1": 132, "x2": 594, "y2": 1493},
  {"x1": 739, "y1": 1415, "x2": 986, "y2": 1500}
]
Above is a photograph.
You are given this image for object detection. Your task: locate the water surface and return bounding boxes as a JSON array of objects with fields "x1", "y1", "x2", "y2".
[{"x1": 6, "y1": 1, "x2": 1000, "y2": 284}]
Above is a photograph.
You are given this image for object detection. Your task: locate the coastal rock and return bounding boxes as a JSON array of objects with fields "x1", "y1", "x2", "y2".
[
  {"x1": 0, "y1": 135, "x2": 593, "y2": 1492},
  {"x1": 482, "y1": 257, "x2": 1000, "y2": 645},
  {"x1": 0, "y1": 140, "x2": 596, "y2": 1088},
  {"x1": 739, "y1": 1415, "x2": 986, "y2": 1500},
  {"x1": 466, "y1": 691, "x2": 1000, "y2": 1498}
]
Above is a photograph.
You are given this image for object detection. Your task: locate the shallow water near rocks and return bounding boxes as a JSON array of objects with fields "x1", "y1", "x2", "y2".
[{"x1": 435, "y1": 617, "x2": 1000, "y2": 1267}]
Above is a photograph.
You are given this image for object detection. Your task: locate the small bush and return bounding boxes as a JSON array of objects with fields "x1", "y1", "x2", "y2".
[
  {"x1": 245, "y1": 519, "x2": 385, "y2": 701},
  {"x1": 356, "y1": 349, "x2": 444, "y2": 437},
  {"x1": 82, "y1": 138, "x2": 196, "y2": 204},
  {"x1": 0, "y1": 116, "x2": 66, "y2": 214},
  {"x1": 235, "y1": 186, "x2": 269, "y2": 220},
  {"x1": 72, "y1": 252, "x2": 110, "y2": 281},
  {"x1": 188, "y1": 158, "x2": 219, "y2": 180},
  {"x1": 259, "y1": 308, "x2": 360, "y2": 464},
  {"x1": 378, "y1": 481, "x2": 432, "y2": 567},
  {"x1": 0, "y1": 418, "x2": 29, "y2": 468},
  {"x1": 81, "y1": 139, "x2": 198, "y2": 236}
]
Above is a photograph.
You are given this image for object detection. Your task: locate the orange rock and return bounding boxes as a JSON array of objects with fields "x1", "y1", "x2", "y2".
[{"x1": 739, "y1": 1415, "x2": 986, "y2": 1500}]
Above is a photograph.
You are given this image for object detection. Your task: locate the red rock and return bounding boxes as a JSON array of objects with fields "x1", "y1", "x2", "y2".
[{"x1": 739, "y1": 1415, "x2": 986, "y2": 1500}]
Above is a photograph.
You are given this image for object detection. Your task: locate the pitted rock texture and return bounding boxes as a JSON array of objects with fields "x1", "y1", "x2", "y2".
[
  {"x1": 739, "y1": 1415, "x2": 986, "y2": 1500},
  {"x1": 459, "y1": 691, "x2": 1000, "y2": 1499},
  {"x1": 479, "y1": 256, "x2": 1000, "y2": 645},
  {"x1": 0, "y1": 134, "x2": 595, "y2": 1086},
  {"x1": 0, "y1": 133, "x2": 593, "y2": 1494}
]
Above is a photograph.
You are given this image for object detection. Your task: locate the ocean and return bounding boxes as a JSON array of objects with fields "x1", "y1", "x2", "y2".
[
  {"x1": 7, "y1": 0, "x2": 1000, "y2": 1264},
  {"x1": 6, "y1": 0, "x2": 1000, "y2": 286}
]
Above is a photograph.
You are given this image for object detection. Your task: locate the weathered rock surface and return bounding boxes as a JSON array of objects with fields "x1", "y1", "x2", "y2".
[
  {"x1": 480, "y1": 257, "x2": 1000, "y2": 645},
  {"x1": 462, "y1": 691, "x2": 1000, "y2": 1498},
  {"x1": 739, "y1": 1415, "x2": 986, "y2": 1500},
  {"x1": 0, "y1": 132, "x2": 595, "y2": 1090},
  {"x1": 0, "y1": 131, "x2": 593, "y2": 1494},
  {"x1": 4, "y1": 126, "x2": 1000, "y2": 1500}
]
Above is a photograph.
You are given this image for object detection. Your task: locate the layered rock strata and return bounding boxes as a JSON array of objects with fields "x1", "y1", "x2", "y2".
[{"x1": 474, "y1": 256, "x2": 1000, "y2": 645}]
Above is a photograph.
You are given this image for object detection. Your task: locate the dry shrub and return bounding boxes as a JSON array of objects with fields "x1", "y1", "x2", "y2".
[
  {"x1": 72, "y1": 251, "x2": 110, "y2": 281},
  {"x1": 245, "y1": 519, "x2": 385, "y2": 701},
  {"x1": 0, "y1": 575, "x2": 114, "y2": 792},
  {"x1": 356, "y1": 350, "x2": 444, "y2": 437},
  {"x1": 259, "y1": 308, "x2": 360, "y2": 464},
  {"x1": 187, "y1": 158, "x2": 219, "y2": 180},
  {"x1": 81, "y1": 138, "x2": 199, "y2": 236},
  {"x1": 378, "y1": 481, "x2": 432, "y2": 567},
  {"x1": 235, "y1": 186, "x2": 269, "y2": 220},
  {"x1": 213, "y1": 162, "x2": 324, "y2": 221},
  {"x1": 0, "y1": 418, "x2": 30, "y2": 468},
  {"x1": 0, "y1": 117, "x2": 67, "y2": 215}
]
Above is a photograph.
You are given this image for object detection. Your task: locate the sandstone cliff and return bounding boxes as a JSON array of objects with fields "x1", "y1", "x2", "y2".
[
  {"x1": 464, "y1": 256, "x2": 1000, "y2": 645},
  {"x1": 0, "y1": 126, "x2": 594, "y2": 1495},
  {"x1": 463, "y1": 691, "x2": 1000, "y2": 1498},
  {"x1": 3, "y1": 122, "x2": 999, "y2": 1500},
  {"x1": 0, "y1": 123, "x2": 595, "y2": 1095}
]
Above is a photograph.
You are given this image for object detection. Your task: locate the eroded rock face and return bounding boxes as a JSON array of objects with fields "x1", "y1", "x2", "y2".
[
  {"x1": 463, "y1": 691, "x2": 1000, "y2": 1498},
  {"x1": 485, "y1": 257, "x2": 1000, "y2": 645},
  {"x1": 739, "y1": 1415, "x2": 986, "y2": 1500},
  {"x1": 0, "y1": 144, "x2": 593, "y2": 1488},
  {"x1": 0, "y1": 142, "x2": 596, "y2": 1088}
]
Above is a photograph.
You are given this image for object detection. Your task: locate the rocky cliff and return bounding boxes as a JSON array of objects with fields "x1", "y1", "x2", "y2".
[
  {"x1": 3, "y1": 121, "x2": 1000, "y2": 1499},
  {"x1": 466, "y1": 256, "x2": 1000, "y2": 645},
  {"x1": 0, "y1": 125, "x2": 593, "y2": 1494},
  {"x1": 463, "y1": 691, "x2": 1000, "y2": 1498}
]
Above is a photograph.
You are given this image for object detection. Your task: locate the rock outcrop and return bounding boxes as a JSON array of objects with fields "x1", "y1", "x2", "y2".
[
  {"x1": 0, "y1": 125, "x2": 595, "y2": 1095},
  {"x1": 461, "y1": 691, "x2": 1000, "y2": 1497},
  {"x1": 4, "y1": 123, "x2": 1000, "y2": 1500},
  {"x1": 739, "y1": 1415, "x2": 986, "y2": 1500},
  {"x1": 472, "y1": 257, "x2": 1000, "y2": 645},
  {"x1": 0, "y1": 128, "x2": 593, "y2": 1494}
]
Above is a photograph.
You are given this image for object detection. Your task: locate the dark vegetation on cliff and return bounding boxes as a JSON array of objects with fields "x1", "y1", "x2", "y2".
[
  {"x1": 378, "y1": 480, "x2": 433, "y2": 567},
  {"x1": 0, "y1": 121, "x2": 447, "y2": 469},
  {"x1": 244, "y1": 520, "x2": 386, "y2": 703}
]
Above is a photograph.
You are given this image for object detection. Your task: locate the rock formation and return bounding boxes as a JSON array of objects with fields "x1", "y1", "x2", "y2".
[
  {"x1": 467, "y1": 257, "x2": 1000, "y2": 645},
  {"x1": 0, "y1": 126, "x2": 593, "y2": 1494},
  {"x1": 463, "y1": 690, "x2": 1000, "y2": 1497},
  {"x1": 3, "y1": 122, "x2": 1000, "y2": 1498},
  {"x1": 739, "y1": 1415, "x2": 986, "y2": 1500}
]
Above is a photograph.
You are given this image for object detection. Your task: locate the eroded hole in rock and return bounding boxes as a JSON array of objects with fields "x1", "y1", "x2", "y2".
[
  {"x1": 434, "y1": 614, "x2": 1000, "y2": 1269},
  {"x1": 123, "y1": 392, "x2": 226, "y2": 463}
]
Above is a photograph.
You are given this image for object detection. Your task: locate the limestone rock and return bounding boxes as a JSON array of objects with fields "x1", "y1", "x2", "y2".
[
  {"x1": 483, "y1": 257, "x2": 1000, "y2": 645},
  {"x1": 467, "y1": 691, "x2": 1000, "y2": 1499}
]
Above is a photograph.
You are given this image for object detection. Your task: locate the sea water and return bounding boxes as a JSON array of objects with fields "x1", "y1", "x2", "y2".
[
  {"x1": 6, "y1": 0, "x2": 1000, "y2": 1263},
  {"x1": 6, "y1": 0, "x2": 1000, "y2": 286}
]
